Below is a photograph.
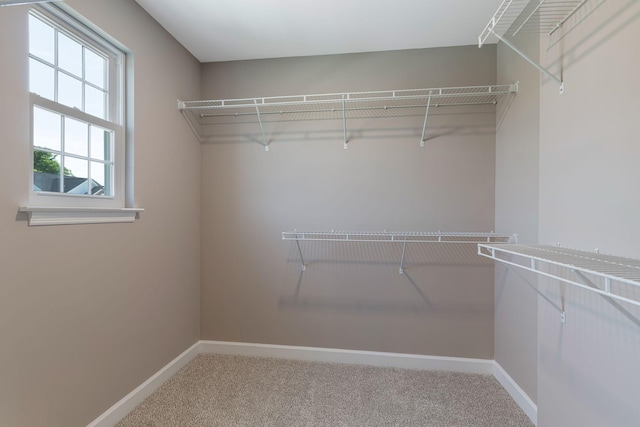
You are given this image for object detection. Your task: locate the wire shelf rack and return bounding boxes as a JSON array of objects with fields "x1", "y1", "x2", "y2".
[
  {"x1": 179, "y1": 84, "x2": 518, "y2": 148},
  {"x1": 478, "y1": 244, "x2": 640, "y2": 308},
  {"x1": 283, "y1": 230, "x2": 511, "y2": 243},
  {"x1": 479, "y1": 0, "x2": 592, "y2": 93},
  {"x1": 284, "y1": 231, "x2": 511, "y2": 274}
]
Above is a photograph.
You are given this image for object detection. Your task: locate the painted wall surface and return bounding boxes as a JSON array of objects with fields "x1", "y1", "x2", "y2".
[
  {"x1": 536, "y1": 0, "x2": 640, "y2": 425},
  {"x1": 199, "y1": 47, "x2": 500, "y2": 358},
  {"x1": 495, "y1": 33, "x2": 540, "y2": 403},
  {"x1": 0, "y1": 1, "x2": 201, "y2": 426}
]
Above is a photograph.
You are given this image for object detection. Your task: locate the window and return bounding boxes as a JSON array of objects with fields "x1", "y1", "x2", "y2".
[{"x1": 22, "y1": 5, "x2": 140, "y2": 225}]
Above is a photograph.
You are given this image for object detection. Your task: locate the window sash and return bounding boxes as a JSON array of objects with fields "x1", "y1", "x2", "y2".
[
  {"x1": 30, "y1": 94, "x2": 125, "y2": 207},
  {"x1": 32, "y1": 107, "x2": 115, "y2": 196},
  {"x1": 29, "y1": 7, "x2": 122, "y2": 125}
]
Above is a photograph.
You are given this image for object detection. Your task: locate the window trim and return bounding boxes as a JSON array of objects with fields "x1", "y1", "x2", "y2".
[
  {"x1": 21, "y1": 4, "x2": 140, "y2": 226},
  {"x1": 19, "y1": 206, "x2": 143, "y2": 226}
]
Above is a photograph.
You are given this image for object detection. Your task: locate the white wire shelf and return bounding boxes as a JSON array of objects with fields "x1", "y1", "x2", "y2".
[
  {"x1": 479, "y1": 0, "x2": 592, "y2": 94},
  {"x1": 179, "y1": 84, "x2": 518, "y2": 149},
  {"x1": 478, "y1": 244, "x2": 640, "y2": 308},
  {"x1": 283, "y1": 230, "x2": 511, "y2": 243},
  {"x1": 285, "y1": 231, "x2": 511, "y2": 274},
  {"x1": 479, "y1": 0, "x2": 588, "y2": 46}
]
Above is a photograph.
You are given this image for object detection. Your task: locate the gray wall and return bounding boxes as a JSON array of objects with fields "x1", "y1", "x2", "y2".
[
  {"x1": 4, "y1": 1, "x2": 636, "y2": 424},
  {"x1": 495, "y1": 33, "x2": 540, "y2": 403},
  {"x1": 496, "y1": 0, "x2": 640, "y2": 424},
  {"x1": 536, "y1": 0, "x2": 640, "y2": 425},
  {"x1": 199, "y1": 47, "x2": 500, "y2": 358},
  {"x1": 0, "y1": 1, "x2": 201, "y2": 426}
]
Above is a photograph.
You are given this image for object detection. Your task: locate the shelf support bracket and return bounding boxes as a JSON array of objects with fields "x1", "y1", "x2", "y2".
[
  {"x1": 492, "y1": 31, "x2": 565, "y2": 94},
  {"x1": 399, "y1": 238, "x2": 408, "y2": 274},
  {"x1": 254, "y1": 100, "x2": 270, "y2": 151},
  {"x1": 295, "y1": 238, "x2": 306, "y2": 271},
  {"x1": 505, "y1": 264, "x2": 565, "y2": 317},
  {"x1": 420, "y1": 92, "x2": 432, "y2": 147},
  {"x1": 572, "y1": 268, "x2": 638, "y2": 317},
  {"x1": 342, "y1": 97, "x2": 348, "y2": 149},
  {"x1": 479, "y1": 246, "x2": 566, "y2": 323}
]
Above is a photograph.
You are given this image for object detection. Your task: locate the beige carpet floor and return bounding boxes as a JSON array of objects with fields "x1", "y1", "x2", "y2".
[{"x1": 116, "y1": 354, "x2": 534, "y2": 427}]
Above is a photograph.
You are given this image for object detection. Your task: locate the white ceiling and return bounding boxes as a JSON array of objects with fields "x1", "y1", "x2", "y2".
[{"x1": 133, "y1": 0, "x2": 503, "y2": 63}]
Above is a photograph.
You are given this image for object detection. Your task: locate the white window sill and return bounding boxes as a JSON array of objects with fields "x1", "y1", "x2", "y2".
[{"x1": 19, "y1": 206, "x2": 143, "y2": 226}]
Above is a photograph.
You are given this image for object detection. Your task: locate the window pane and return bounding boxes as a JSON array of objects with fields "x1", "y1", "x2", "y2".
[
  {"x1": 64, "y1": 117, "x2": 88, "y2": 157},
  {"x1": 84, "y1": 48, "x2": 106, "y2": 89},
  {"x1": 64, "y1": 157, "x2": 89, "y2": 194},
  {"x1": 85, "y1": 85, "x2": 106, "y2": 119},
  {"x1": 90, "y1": 126, "x2": 111, "y2": 161},
  {"x1": 29, "y1": 59, "x2": 55, "y2": 100},
  {"x1": 33, "y1": 107, "x2": 61, "y2": 151},
  {"x1": 90, "y1": 161, "x2": 110, "y2": 196},
  {"x1": 57, "y1": 72, "x2": 82, "y2": 110},
  {"x1": 29, "y1": 15, "x2": 54, "y2": 64},
  {"x1": 33, "y1": 152, "x2": 62, "y2": 193},
  {"x1": 57, "y1": 32, "x2": 82, "y2": 77}
]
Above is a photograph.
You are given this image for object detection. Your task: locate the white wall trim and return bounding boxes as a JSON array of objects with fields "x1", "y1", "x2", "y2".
[
  {"x1": 199, "y1": 340, "x2": 494, "y2": 374},
  {"x1": 493, "y1": 361, "x2": 537, "y2": 425},
  {"x1": 88, "y1": 341, "x2": 539, "y2": 427},
  {"x1": 86, "y1": 341, "x2": 201, "y2": 427}
]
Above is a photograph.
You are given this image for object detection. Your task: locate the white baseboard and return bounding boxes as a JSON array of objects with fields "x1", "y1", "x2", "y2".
[
  {"x1": 199, "y1": 340, "x2": 494, "y2": 374},
  {"x1": 87, "y1": 341, "x2": 534, "y2": 427},
  {"x1": 493, "y1": 361, "x2": 537, "y2": 425},
  {"x1": 86, "y1": 341, "x2": 201, "y2": 427}
]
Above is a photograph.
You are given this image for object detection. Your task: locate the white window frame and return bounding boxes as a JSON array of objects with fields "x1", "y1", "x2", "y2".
[{"x1": 21, "y1": 5, "x2": 141, "y2": 225}]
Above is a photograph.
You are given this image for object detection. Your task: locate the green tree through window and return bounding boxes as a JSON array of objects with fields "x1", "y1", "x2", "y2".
[{"x1": 33, "y1": 150, "x2": 72, "y2": 176}]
